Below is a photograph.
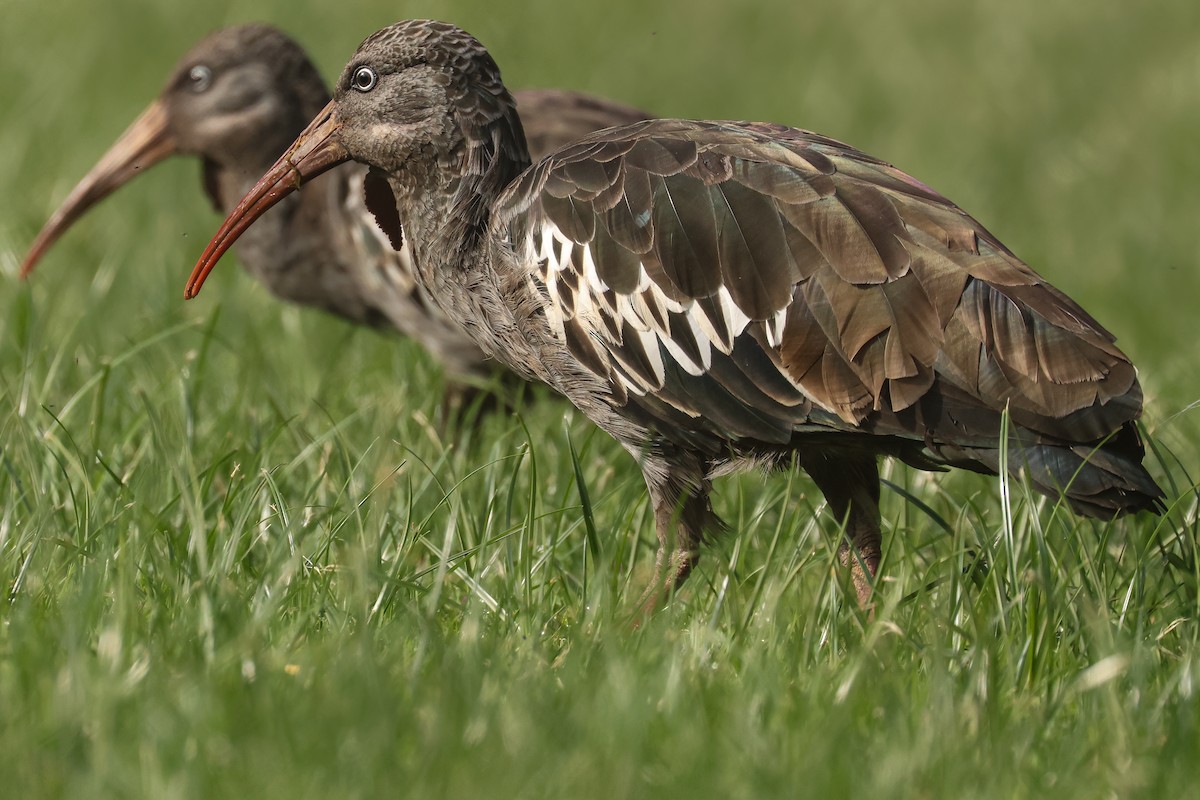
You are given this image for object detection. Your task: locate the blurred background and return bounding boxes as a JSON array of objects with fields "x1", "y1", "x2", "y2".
[{"x1": 2, "y1": 2, "x2": 1199, "y2": 796}]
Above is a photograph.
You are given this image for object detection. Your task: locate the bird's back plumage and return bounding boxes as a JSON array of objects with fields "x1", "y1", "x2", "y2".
[{"x1": 498, "y1": 119, "x2": 1162, "y2": 516}]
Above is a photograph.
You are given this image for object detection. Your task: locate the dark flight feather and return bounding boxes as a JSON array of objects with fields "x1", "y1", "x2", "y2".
[{"x1": 500, "y1": 118, "x2": 1160, "y2": 517}]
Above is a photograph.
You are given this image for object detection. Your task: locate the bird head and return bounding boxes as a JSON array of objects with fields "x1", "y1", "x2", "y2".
[
  {"x1": 162, "y1": 24, "x2": 328, "y2": 170},
  {"x1": 186, "y1": 19, "x2": 528, "y2": 300},
  {"x1": 20, "y1": 24, "x2": 328, "y2": 278},
  {"x1": 333, "y1": 21, "x2": 522, "y2": 178}
]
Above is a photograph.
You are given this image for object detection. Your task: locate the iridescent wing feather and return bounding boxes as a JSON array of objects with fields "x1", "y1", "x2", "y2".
[{"x1": 499, "y1": 119, "x2": 1142, "y2": 462}]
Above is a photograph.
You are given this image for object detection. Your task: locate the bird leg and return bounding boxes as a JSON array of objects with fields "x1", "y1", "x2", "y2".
[
  {"x1": 637, "y1": 501, "x2": 700, "y2": 613},
  {"x1": 801, "y1": 453, "x2": 882, "y2": 609},
  {"x1": 633, "y1": 480, "x2": 714, "y2": 619}
]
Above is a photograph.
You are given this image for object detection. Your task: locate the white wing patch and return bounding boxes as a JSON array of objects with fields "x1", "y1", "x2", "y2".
[
  {"x1": 764, "y1": 308, "x2": 789, "y2": 349},
  {"x1": 581, "y1": 243, "x2": 609, "y2": 296},
  {"x1": 531, "y1": 221, "x2": 815, "y2": 402}
]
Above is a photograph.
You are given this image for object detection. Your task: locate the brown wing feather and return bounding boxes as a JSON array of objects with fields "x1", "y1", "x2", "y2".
[
  {"x1": 499, "y1": 119, "x2": 1142, "y2": 453},
  {"x1": 513, "y1": 89, "x2": 653, "y2": 157}
]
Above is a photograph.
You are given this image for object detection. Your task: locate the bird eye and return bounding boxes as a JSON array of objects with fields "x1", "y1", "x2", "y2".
[
  {"x1": 188, "y1": 65, "x2": 212, "y2": 92},
  {"x1": 351, "y1": 65, "x2": 378, "y2": 92}
]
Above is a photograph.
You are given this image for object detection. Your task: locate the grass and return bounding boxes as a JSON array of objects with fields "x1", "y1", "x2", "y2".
[{"x1": 2, "y1": 0, "x2": 1200, "y2": 797}]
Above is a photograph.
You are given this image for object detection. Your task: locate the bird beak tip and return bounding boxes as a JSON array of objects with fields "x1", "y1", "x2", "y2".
[{"x1": 18, "y1": 99, "x2": 176, "y2": 279}]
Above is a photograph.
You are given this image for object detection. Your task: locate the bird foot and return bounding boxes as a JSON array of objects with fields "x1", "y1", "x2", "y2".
[
  {"x1": 840, "y1": 543, "x2": 880, "y2": 614},
  {"x1": 629, "y1": 547, "x2": 697, "y2": 627}
]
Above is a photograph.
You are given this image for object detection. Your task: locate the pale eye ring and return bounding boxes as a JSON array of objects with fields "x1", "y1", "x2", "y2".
[
  {"x1": 188, "y1": 65, "x2": 212, "y2": 92},
  {"x1": 351, "y1": 65, "x2": 378, "y2": 92}
]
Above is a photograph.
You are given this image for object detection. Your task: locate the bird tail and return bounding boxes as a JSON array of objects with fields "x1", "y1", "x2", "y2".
[{"x1": 947, "y1": 422, "x2": 1165, "y2": 519}]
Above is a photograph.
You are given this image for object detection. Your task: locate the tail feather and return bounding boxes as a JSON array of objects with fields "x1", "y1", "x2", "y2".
[{"x1": 947, "y1": 422, "x2": 1165, "y2": 518}]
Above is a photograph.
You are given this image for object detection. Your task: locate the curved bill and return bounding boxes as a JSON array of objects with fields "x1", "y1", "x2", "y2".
[
  {"x1": 185, "y1": 101, "x2": 349, "y2": 300},
  {"x1": 20, "y1": 100, "x2": 177, "y2": 278}
]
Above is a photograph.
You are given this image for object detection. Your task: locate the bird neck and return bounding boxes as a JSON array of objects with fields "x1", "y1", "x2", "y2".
[
  {"x1": 374, "y1": 110, "x2": 546, "y2": 380},
  {"x1": 396, "y1": 103, "x2": 532, "y2": 273},
  {"x1": 446, "y1": 104, "x2": 533, "y2": 251}
]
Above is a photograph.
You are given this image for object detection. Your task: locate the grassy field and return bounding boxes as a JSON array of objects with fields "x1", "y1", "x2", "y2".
[{"x1": 2, "y1": 0, "x2": 1199, "y2": 796}]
